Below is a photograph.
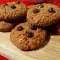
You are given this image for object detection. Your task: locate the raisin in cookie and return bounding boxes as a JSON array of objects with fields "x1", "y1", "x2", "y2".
[
  {"x1": 10, "y1": 22, "x2": 47, "y2": 51},
  {"x1": 27, "y1": 3, "x2": 60, "y2": 27},
  {"x1": 0, "y1": 1, "x2": 27, "y2": 21}
]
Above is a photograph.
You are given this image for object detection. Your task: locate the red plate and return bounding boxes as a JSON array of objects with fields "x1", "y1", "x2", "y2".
[{"x1": 0, "y1": 55, "x2": 8, "y2": 60}]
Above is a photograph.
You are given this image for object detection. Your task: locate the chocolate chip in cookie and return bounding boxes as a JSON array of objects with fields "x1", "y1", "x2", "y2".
[
  {"x1": 11, "y1": 4, "x2": 16, "y2": 9},
  {"x1": 40, "y1": 4, "x2": 44, "y2": 8},
  {"x1": 26, "y1": 31, "x2": 33, "y2": 38},
  {"x1": 33, "y1": 8, "x2": 40, "y2": 13},
  {"x1": 4, "y1": 3, "x2": 8, "y2": 6},
  {"x1": 29, "y1": 24, "x2": 37, "y2": 30},
  {"x1": 17, "y1": 0, "x2": 20, "y2": 4},
  {"x1": 48, "y1": 8, "x2": 55, "y2": 13},
  {"x1": 17, "y1": 26, "x2": 24, "y2": 31}
]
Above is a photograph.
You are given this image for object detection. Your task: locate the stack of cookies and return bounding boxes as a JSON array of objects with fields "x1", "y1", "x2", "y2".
[
  {"x1": 27, "y1": 4, "x2": 60, "y2": 35},
  {"x1": 0, "y1": 1, "x2": 27, "y2": 32},
  {"x1": 0, "y1": 1, "x2": 60, "y2": 51}
]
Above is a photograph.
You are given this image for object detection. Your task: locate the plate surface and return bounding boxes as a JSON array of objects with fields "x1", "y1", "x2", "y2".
[{"x1": 0, "y1": 32, "x2": 60, "y2": 60}]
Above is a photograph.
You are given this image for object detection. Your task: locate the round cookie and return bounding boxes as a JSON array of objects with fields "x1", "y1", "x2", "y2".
[
  {"x1": 27, "y1": 3, "x2": 60, "y2": 27},
  {"x1": 0, "y1": 1, "x2": 27, "y2": 21},
  {"x1": 10, "y1": 22, "x2": 47, "y2": 51},
  {"x1": 0, "y1": 21, "x2": 16, "y2": 32}
]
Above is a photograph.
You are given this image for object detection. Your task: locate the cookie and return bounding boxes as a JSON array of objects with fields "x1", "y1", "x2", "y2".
[
  {"x1": 10, "y1": 22, "x2": 47, "y2": 51},
  {"x1": 0, "y1": 1, "x2": 27, "y2": 21},
  {"x1": 27, "y1": 3, "x2": 60, "y2": 27},
  {"x1": 0, "y1": 21, "x2": 16, "y2": 32}
]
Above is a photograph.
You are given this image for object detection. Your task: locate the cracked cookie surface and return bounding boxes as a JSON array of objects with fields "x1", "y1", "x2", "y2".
[
  {"x1": 27, "y1": 4, "x2": 60, "y2": 27},
  {"x1": 0, "y1": 2, "x2": 27, "y2": 21},
  {"x1": 10, "y1": 22, "x2": 47, "y2": 51}
]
